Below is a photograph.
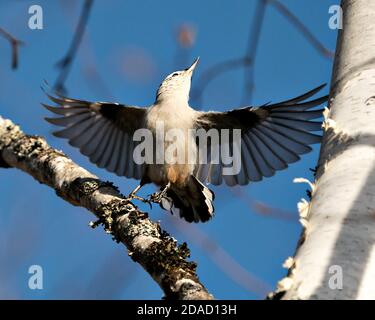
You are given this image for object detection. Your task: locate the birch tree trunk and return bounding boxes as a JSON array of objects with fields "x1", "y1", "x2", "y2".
[{"x1": 275, "y1": 0, "x2": 375, "y2": 300}]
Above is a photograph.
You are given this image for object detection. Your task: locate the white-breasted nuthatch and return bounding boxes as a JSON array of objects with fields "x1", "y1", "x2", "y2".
[{"x1": 43, "y1": 58, "x2": 328, "y2": 223}]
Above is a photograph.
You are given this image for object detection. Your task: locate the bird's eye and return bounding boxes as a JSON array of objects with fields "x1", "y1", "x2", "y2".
[{"x1": 171, "y1": 73, "x2": 179, "y2": 77}]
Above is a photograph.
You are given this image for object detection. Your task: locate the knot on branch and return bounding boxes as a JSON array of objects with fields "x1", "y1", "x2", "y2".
[
  {"x1": 71, "y1": 178, "x2": 120, "y2": 198},
  {"x1": 98, "y1": 199, "x2": 138, "y2": 239},
  {"x1": 143, "y1": 240, "x2": 195, "y2": 273}
]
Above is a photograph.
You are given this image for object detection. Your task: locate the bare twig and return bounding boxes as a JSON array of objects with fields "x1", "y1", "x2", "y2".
[
  {"x1": 192, "y1": 1, "x2": 333, "y2": 106},
  {"x1": 0, "y1": 28, "x2": 23, "y2": 70},
  {"x1": 54, "y1": 0, "x2": 94, "y2": 93},
  {"x1": 231, "y1": 188, "x2": 298, "y2": 222},
  {"x1": 57, "y1": 1, "x2": 115, "y2": 100},
  {"x1": 268, "y1": 0, "x2": 334, "y2": 60},
  {"x1": 0, "y1": 115, "x2": 213, "y2": 300},
  {"x1": 241, "y1": 0, "x2": 267, "y2": 105},
  {"x1": 191, "y1": 0, "x2": 266, "y2": 106}
]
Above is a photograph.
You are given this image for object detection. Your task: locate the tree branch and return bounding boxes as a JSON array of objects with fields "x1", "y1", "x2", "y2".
[
  {"x1": 268, "y1": 0, "x2": 334, "y2": 60},
  {"x1": 0, "y1": 27, "x2": 23, "y2": 70},
  {"x1": 54, "y1": 0, "x2": 94, "y2": 93},
  {"x1": 191, "y1": 1, "x2": 333, "y2": 106},
  {"x1": 241, "y1": 0, "x2": 267, "y2": 105},
  {"x1": 0, "y1": 115, "x2": 213, "y2": 300}
]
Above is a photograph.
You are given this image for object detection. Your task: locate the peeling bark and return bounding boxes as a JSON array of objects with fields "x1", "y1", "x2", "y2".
[
  {"x1": 270, "y1": 0, "x2": 375, "y2": 300},
  {"x1": 0, "y1": 116, "x2": 213, "y2": 300}
]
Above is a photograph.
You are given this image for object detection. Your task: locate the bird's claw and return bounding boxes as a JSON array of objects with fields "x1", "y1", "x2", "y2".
[
  {"x1": 149, "y1": 184, "x2": 170, "y2": 203},
  {"x1": 127, "y1": 183, "x2": 170, "y2": 209},
  {"x1": 149, "y1": 192, "x2": 163, "y2": 203},
  {"x1": 127, "y1": 192, "x2": 153, "y2": 209}
]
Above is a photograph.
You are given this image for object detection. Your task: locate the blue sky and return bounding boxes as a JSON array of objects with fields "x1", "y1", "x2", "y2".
[{"x1": 0, "y1": 0, "x2": 339, "y2": 299}]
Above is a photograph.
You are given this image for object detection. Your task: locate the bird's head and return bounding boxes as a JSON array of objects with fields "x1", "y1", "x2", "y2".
[{"x1": 155, "y1": 57, "x2": 199, "y2": 104}]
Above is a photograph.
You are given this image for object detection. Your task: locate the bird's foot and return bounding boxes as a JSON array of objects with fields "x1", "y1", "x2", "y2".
[
  {"x1": 127, "y1": 192, "x2": 152, "y2": 209},
  {"x1": 149, "y1": 183, "x2": 171, "y2": 204}
]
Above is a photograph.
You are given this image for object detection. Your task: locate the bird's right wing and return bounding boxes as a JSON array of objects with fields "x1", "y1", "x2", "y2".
[
  {"x1": 43, "y1": 92, "x2": 147, "y2": 179},
  {"x1": 194, "y1": 84, "x2": 328, "y2": 186}
]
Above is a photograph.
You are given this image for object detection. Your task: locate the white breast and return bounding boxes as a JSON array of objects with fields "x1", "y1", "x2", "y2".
[
  {"x1": 146, "y1": 102, "x2": 196, "y2": 130},
  {"x1": 145, "y1": 103, "x2": 198, "y2": 185}
]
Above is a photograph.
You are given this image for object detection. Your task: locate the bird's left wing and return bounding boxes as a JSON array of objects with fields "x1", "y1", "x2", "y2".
[
  {"x1": 194, "y1": 84, "x2": 328, "y2": 186},
  {"x1": 43, "y1": 93, "x2": 147, "y2": 179}
]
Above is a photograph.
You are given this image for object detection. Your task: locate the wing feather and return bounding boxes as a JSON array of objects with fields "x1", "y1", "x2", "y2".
[
  {"x1": 194, "y1": 84, "x2": 328, "y2": 185},
  {"x1": 43, "y1": 93, "x2": 146, "y2": 179}
]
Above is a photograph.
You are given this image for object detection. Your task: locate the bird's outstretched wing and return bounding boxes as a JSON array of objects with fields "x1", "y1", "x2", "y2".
[
  {"x1": 43, "y1": 92, "x2": 146, "y2": 179},
  {"x1": 194, "y1": 84, "x2": 328, "y2": 186}
]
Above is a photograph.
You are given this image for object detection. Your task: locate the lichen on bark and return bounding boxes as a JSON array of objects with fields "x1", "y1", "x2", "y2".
[{"x1": 0, "y1": 115, "x2": 213, "y2": 300}]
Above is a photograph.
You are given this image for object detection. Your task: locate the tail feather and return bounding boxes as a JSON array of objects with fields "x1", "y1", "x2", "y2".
[{"x1": 160, "y1": 176, "x2": 215, "y2": 223}]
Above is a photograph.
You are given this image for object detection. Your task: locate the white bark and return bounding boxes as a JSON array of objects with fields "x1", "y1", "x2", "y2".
[{"x1": 273, "y1": 0, "x2": 375, "y2": 300}]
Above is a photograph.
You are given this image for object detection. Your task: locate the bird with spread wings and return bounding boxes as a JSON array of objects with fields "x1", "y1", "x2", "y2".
[{"x1": 43, "y1": 58, "x2": 328, "y2": 223}]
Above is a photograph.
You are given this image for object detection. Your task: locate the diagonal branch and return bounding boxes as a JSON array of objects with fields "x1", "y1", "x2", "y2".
[
  {"x1": 268, "y1": 0, "x2": 334, "y2": 59},
  {"x1": 241, "y1": 0, "x2": 267, "y2": 105},
  {"x1": 0, "y1": 115, "x2": 213, "y2": 300},
  {"x1": 54, "y1": 0, "x2": 94, "y2": 93}
]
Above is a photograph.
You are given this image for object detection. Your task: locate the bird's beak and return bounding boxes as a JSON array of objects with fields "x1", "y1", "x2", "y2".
[{"x1": 187, "y1": 57, "x2": 200, "y2": 74}]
